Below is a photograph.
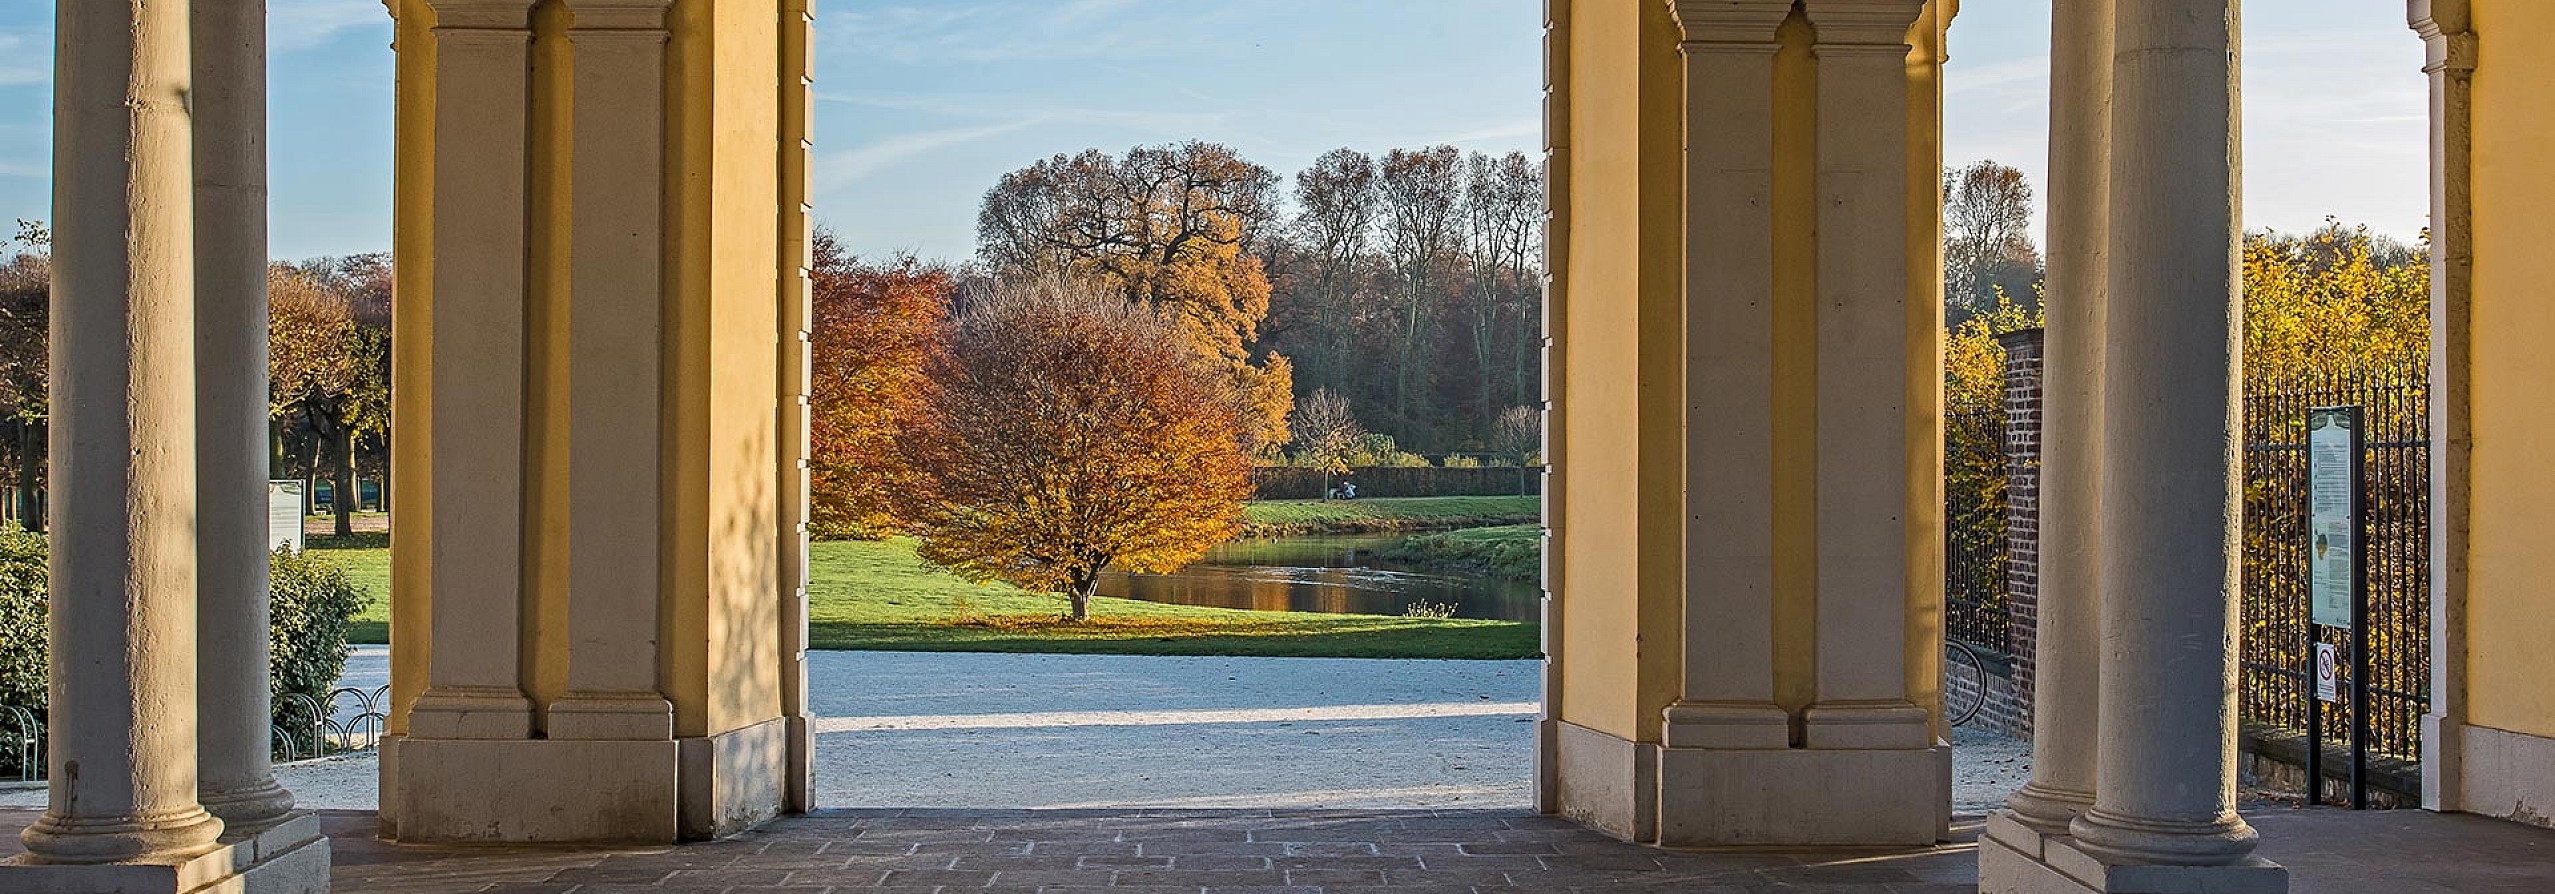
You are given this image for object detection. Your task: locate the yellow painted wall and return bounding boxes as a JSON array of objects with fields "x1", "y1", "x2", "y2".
[
  {"x1": 525, "y1": 0, "x2": 576, "y2": 725},
  {"x1": 1555, "y1": 0, "x2": 1684, "y2": 742},
  {"x1": 1903, "y1": 2, "x2": 1950, "y2": 737},
  {"x1": 386, "y1": 0, "x2": 436, "y2": 736},
  {"x1": 672, "y1": 0, "x2": 785, "y2": 738},
  {"x1": 2462, "y1": 0, "x2": 2555, "y2": 740},
  {"x1": 1770, "y1": 8, "x2": 1819, "y2": 720}
]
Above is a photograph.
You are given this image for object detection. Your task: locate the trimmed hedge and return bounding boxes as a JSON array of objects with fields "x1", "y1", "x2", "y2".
[
  {"x1": 1252, "y1": 465, "x2": 1542, "y2": 500},
  {"x1": 0, "y1": 529, "x2": 361, "y2": 771}
]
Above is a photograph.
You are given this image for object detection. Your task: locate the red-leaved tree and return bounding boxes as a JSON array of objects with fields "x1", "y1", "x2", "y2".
[{"x1": 808, "y1": 230, "x2": 954, "y2": 539}]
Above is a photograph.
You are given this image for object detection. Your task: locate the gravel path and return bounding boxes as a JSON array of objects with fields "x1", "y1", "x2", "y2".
[{"x1": 0, "y1": 649, "x2": 2033, "y2": 815}]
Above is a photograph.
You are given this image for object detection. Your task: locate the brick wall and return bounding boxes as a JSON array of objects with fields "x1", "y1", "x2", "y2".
[{"x1": 1989, "y1": 327, "x2": 2044, "y2": 739}]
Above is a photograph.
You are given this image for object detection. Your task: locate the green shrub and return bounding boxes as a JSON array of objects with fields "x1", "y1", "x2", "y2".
[
  {"x1": 0, "y1": 525, "x2": 46, "y2": 714},
  {"x1": 268, "y1": 547, "x2": 362, "y2": 729},
  {"x1": 0, "y1": 533, "x2": 361, "y2": 746}
]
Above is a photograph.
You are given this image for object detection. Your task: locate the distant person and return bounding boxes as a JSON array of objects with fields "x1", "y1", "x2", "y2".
[{"x1": 1341, "y1": 482, "x2": 1357, "y2": 500}]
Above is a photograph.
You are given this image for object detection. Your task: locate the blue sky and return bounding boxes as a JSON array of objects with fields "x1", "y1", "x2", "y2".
[{"x1": 0, "y1": 0, "x2": 2427, "y2": 262}]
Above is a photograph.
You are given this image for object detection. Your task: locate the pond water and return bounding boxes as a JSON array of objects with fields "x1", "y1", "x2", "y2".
[{"x1": 1095, "y1": 534, "x2": 1541, "y2": 622}]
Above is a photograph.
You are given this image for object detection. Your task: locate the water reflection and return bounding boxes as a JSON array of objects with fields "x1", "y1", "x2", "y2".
[{"x1": 1096, "y1": 534, "x2": 1541, "y2": 621}]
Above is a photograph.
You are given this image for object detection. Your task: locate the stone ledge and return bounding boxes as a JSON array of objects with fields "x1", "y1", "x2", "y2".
[
  {"x1": 0, "y1": 815, "x2": 328, "y2": 894},
  {"x1": 2044, "y1": 835, "x2": 2288, "y2": 894},
  {"x1": 1656, "y1": 742, "x2": 1951, "y2": 847}
]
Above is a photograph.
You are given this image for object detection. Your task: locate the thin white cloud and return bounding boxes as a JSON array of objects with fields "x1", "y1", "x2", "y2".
[
  {"x1": 270, "y1": 0, "x2": 391, "y2": 54},
  {"x1": 1426, "y1": 120, "x2": 1541, "y2": 146},
  {"x1": 816, "y1": 118, "x2": 1047, "y2": 192},
  {"x1": 0, "y1": 31, "x2": 49, "y2": 87},
  {"x1": 826, "y1": 0, "x2": 1239, "y2": 65},
  {"x1": 0, "y1": 160, "x2": 41, "y2": 179}
]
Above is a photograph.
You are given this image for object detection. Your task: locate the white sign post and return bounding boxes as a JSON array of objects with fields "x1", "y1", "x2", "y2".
[
  {"x1": 2303, "y1": 405, "x2": 2367, "y2": 808},
  {"x1": 268, "y1": 480, "x2": 307, "y2": 554}
]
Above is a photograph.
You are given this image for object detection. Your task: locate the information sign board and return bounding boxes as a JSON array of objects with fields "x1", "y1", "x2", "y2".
[
  {"x1": 2307, "y1": 408, "x2": 2360, "y2": 629},
  {"x1": 269, "y1": 480, "x2": 307, "y2": 554}
]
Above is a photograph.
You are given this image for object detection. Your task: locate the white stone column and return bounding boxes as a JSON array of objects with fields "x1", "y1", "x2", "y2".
[
  {"x1": 21, "y1": 0, "x2": 224, "y2": 864},
  {"x1": 407, "y1": 0, "x2": 538, "y2": 741},
  {"x1": 2408, "y1": 0, "x2": 2473, "y2": 816},
  {"x1": 193, "y1": 0, "x2": 294, "y2": 833},
  {"x1": 2060, "y1": 0, "x2": 2283, "y2": 887},
  {"x1": 1800, "y1": 0, "x2": 1930, "y2": 752},
  {"x1": 1663, "y1": 0, "x2": 1793, "y2": 754},
  {"x1": 2002, "y1": 0, "x2": 2111, "y2": 838},
  {"x1": 551, "y1": 0, "x2": 676, "y2": 743}
]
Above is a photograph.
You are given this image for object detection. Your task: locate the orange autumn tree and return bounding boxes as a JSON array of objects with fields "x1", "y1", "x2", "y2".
[
  {"x1": 894, "y1": 278, "x2": 1252, "y2": 621},
  {"x1": 808, "y1": 231, "x2": 954, "y2": 539},
  {"x1": 976, "y1": 141, "x2": 1295, "y2": 450}
]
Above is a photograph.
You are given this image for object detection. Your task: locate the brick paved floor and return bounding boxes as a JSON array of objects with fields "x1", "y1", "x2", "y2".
[
  {"x1": 320, "y1": 810, "x2": 1980, "y2": 894},
  {"x1": 5, "y1": 806, "x2": 2553, "y2": 892}
]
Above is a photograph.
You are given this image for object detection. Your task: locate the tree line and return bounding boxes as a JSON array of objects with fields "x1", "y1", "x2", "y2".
[
  {"x1": 977, "y1": 140, "x2": 1548, "y2": 458},
  {"x1": 0, "y1": 220, "x2": 390, "y2": 537}
]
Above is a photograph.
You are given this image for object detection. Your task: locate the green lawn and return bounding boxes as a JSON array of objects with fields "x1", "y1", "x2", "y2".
[
  {"x1": 319, "y1": 526, "x2": 1539, "y2": 660},
  {"x1": 1381, "y1": 524, "x2": 1541, "y2": 580},
  {"x1": 1239, "y1": 495, "x2": 1539, "y2": 536}
]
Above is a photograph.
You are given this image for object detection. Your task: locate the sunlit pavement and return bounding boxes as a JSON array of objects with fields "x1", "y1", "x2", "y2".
[
  {"x1": 1, "y1": 649, "x2": 2033, "y2": 812},
  {"x1": 2, "y1": 650, "x2": 2550, "y2": 891}
]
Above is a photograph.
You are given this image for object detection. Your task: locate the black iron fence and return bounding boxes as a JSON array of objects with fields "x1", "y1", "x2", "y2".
[
  {"x1": 1944, "y1": 366, "x2": 2432, "y2": 767},
  {"x1": 2239, "y1": 369, "x2": 2430, "y2": 763},
  {"x1": 1945, "y1": 408, "x2": 2010, "y2": 653}
]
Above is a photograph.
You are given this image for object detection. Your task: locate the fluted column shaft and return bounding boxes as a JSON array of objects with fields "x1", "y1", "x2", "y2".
[
  {"x1": 192, "y1": 0, "x2": 292, "y2": 833},
  {"x1": 2005, "y1": 0, "x2": 2111, "y2": 836},
  {"x1": 2070, "y1": 0, "x2": 2259, "y2": 867},
  {"x1": 24, "y1": 0, "x2": 225, "y2": 864}
]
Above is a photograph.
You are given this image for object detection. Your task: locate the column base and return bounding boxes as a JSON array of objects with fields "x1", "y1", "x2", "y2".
[
  {"x1": 679, "y1": 716, "x2": 792, "y2": 839},
  {"x1": 386, "y1": 735, "x2": 681, "y2": 843},
  {"x1": 1656, "y1": 739, "x2": 1950, "y2": 846},
  {"x1": 2442, "y1": 721, "x2": 2555, "y2": 828},
  {"x1": 1542, "y1": 719, "x2": 1658, "y2": 843},
  {"x1": 1981, "y1": 811, "x2": 2287, "y2": 894},
  {"x1": 383, "y1": 717, "x2": 794, "y2": 844},
  {"x1": 0, "y1": 813, "x2": 328, "y2": 894}
]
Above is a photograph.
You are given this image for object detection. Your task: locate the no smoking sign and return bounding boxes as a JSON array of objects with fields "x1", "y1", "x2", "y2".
[{"x1": 2315, "y1": 642, "x2": 2342, "y2": 704}]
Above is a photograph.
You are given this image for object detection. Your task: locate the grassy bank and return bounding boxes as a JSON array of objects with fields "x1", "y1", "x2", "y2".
[
  {"x1": 320, "y1": 533, "x2": 1538, "y2": 660},
  {"x1": 1240, "y1": 495, "x2": 1539, "y2": 537},
  {"x1": 1380, "y1": 524, "x2": 1541, "y2": 580}
]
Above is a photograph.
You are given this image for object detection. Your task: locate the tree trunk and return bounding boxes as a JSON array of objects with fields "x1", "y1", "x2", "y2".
[
  {"x1": 268, "y1": 415, "x2": 287, "y2": 479},
  {"x1": 334, "y1": 420, "x2": 357, "y2": 537},
  {"x1": 1067, "y1": 586, "x2": 1092, "y2": 623},
  {"x1": 16, "y1": 418, "x2": 40, "y2": 534}
]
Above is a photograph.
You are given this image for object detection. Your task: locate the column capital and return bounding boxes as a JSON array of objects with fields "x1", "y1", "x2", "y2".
[
  {"x1": 1800, "y1": 0, "x2": 1925, "y2": 47},
  {"x1": 1668, "y1": 0, "x2": 1792, "y2": 45},
  {"x1": 2408, "y1": 0, "x2": 2477, "y2": 75},
  {"x1": 565, "y1": 0, "x2": 673, "y2": 31},
  {"x1": 423, "y1": 0, "x2": 536, "y2": 30}
]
